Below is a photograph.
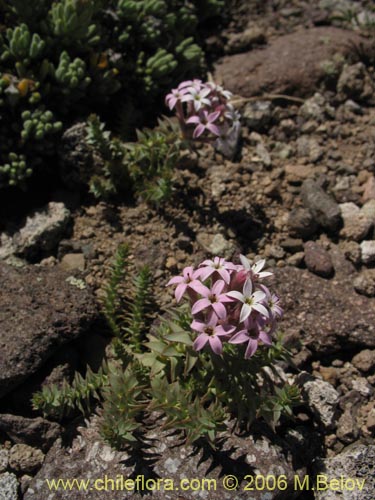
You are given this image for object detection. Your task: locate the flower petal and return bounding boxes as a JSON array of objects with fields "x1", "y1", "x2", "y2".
[
  {"x1": 253, "y1": 259, "x2": 265, "y2": 273},
  {"x1": 193, "y1": 124, "x2": 206, "y2": 138},
  {"x1": 167, "y1": 276, "x2": 183, "y2": 286},
  {"x1": 209, "y1": 335, "x2": 223, "y2": 355},
  {"x1": 245, "y1": 338, "x2": 258, "y2": 358},
  {"x1": 207, "y1": 123, "x2": 221, "y2": 136},
  {"x1": 239, "y1": 303, "x2": 252, "y2": 323},
  {"x1": 212, "y1": 279, "x2": 225, "y2": 295},
  {"x1": 239, "y1": 254, "x2": 251, "y2": 270},
  {"x1": 190, "y1": 320, "x2": 205, "y2": 333},
  {"x1": 252, "y1": 303, "x2": 270, "y2": 318},
  {"x1": 243, "y1": 278, "x2": 253, "y2": 297},
  {"x1": 198, "y1": 267, "x2": 215, "y2": 282},
  {"x1": 226, "y1": 291, "x2": 244, "y2": 302},
  {"x1": 259, "y1": 330, "x2": 272, "y2": 345},
  {"x1": 229, "y1": 330, "x2": 249, "y2": 344},
  {"x1": 191, "y1": 298, "x2": 211, "y2": 315},
  {"x1": 186, "y1": 115, "x2": 200, "y2": 124},
  {"x1": 253, "y1": 290, "x2": 266, "y2": 302},
  {"x1": 193, "y1": 334, "x2": 209, "y2": 351},
  {"x1": 175, "y1": 283, "x2": 187, "y2": 303},
  {"x1": 212, "y1": 301, "x2": 227, "y2": 319}
]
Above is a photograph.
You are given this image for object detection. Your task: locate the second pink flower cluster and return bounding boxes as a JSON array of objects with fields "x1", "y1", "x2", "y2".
[{"x1": 167, "y1": 255, "x2": 283, "y2": 358}]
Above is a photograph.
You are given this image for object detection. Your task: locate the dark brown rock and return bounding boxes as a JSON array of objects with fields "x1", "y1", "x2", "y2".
[
  {"x1": 272, "y1": 267, "x2": 375, "y2": 355},
  {"x1": 304, "y1": 241, "x2": 334, "y2": 278},
  {"x1": 0, "y1": 263, "x2": 98, "y2": 398},
  {"x1": 301, "y1": 179, "x2": 342, "y2": 232},
  {"x1": 0, "y1": 415, "x2": 61, "y2": 452},
  {"x1": 214, "y1": 28, "x2": 365, "y2": 98},
  {"x1": 287, "y1": 208, "x2": 318, "y2": 239}
]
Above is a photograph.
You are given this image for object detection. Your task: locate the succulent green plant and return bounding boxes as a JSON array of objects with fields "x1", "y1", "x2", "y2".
[
  {"x1": 86, "y1": 114, "x2": 183, "y2": 204},
  {"x1": 0, "y1": 0, "x2": 223, "y2": 190}
]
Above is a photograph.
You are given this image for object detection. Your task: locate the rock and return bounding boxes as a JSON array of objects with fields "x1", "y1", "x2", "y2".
[
  {"x1": 242, "y1": 100, "x2": 273, "y2": 131},
  {"x1": 361, "y1": 200, "x2": 375, "y2": 225},
  {"x1": 0, "y1": 472, "x2": 18, "y2": 500},
  {"x1": 337, "y1": 62, "x2": 370, "y2": 101},
  {"x1": 9, "y1": 444, "x2": 44, "y2": 474},
  {"x1": 5, "y1": 202, "x2": 72, "y2": 261},
  {"x1": 286, "y1": 251, "x2": 305, "y2": 267},
  {"x1": 59, "y1": 252, "x2": 85, "y2": 271},
  {"x1": 301, "y1": 179, "x2": 342, "y2": 232},
  {"x1": 338, "y1": 240, "x2": 361, "y2": 265},
  {"x1": 354, "y1": 269, "x2": 375, "y2": 297},
  {"x1": 360, "y1": 241, "x2": 375, "y2": 265},
  {"x1": 362, "y1": 176, "x2": 375, "y2": 203},
  {"x1": 59, "y1": 122, "x2": 99, "y2": 189},
  {"x1": 0, "y1": 448, "x2": 9, "y2": 472},
  {"x1": 287, "y1": 208, "x2": 318, "y2": 239},
  {"x1": 225, "y1": 27, "x2": 266, "y2": 54},
  {"x1": 340, "y1": 202, "x2": 360, "y2": 220},
  {"x1": 299, "y1": 92, "x2": 335, "y2": 121},
  {"x1": 24, "y1": 418, "x2": 317, "y2": 500},
  {"x1": 0, "y1": 262, "x2": 98, "y2": 398},
  {"x1": 271, "y1": 267, "x2": 375, "y2": 354},
  {"x1": 296, "y1": 136, "x2": 323, "y2": 163},
  {"x1": 215, "y1": 27, "x2": 364, "y2": 97},
  {"x1": 285, "y1": 164, "x2": 315, "y2": 184},
  {"x1": 351, "y1": 350, "x2": 375, "y2": 374},
  {"x1": 304, "y1": 241, "x2": 334, "y2": 278},
  {"x1": 0, "y1": 415, "x2": 61, "y2": 452},
  {"x1": 298, "y1": 373, "x2": 339, "y2": 429},
  {"x1": 336, "y1": 405, "x2": 359, "y2": 444},
  {"x1": 196, "y1": 232, "x2": 236, "y2": 257},
  {"x1": 340, "y1": 215, "x2": 372, "y2": 242},
  {"x1": 351, "y1": 377, "x2": 373, "y2": 398},
  {"x1": 299, "y1": 93, "x2": 324, "y2": 121},
  {"x1": 280, "y1": 238, "x2": 303, "y2": 252},
  {"x1": 313, "y1": 443, "x2": 375, "y2": 500},
  {"x1": 255, "y1": 141, "x2": 271, "y2": 166}
]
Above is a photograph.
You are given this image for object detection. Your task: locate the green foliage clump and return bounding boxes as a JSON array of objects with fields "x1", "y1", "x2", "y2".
[
  {"x1": 0, "y1": 0, "x2": 224, "y2": 190},
  {"x1": 33, "y1": 244, "x2": 301, "y2": 450},
  {"x1": 87, "y1": 114, "x2": 183, "y2": 204}
]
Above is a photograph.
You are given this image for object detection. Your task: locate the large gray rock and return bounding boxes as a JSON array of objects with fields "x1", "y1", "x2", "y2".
[
  {"x1": 301, "y1": 179, "x2": 342, "y2": 232},
  {"x1": 24, "y1": 418, "x2": 317, "y2": 500},
  {"x1": 314, "y1": 444, "x2": 375, "y2": 500},
  {"x1": 0, "y1": 263, "x2": 98, "y2": 398},
  {"x1": 298, "y1": 373, "x2": 339, "y2": 429},
  {"x1": 0, "y1": 202, "x2": 71, "y2": 261},
  {"x1": 272, "y1": 266, "x2": 375, "y2": 354},
  {"x1": 0, "y1": 472, "x2": 18, "y2": 500},
  {"x1": 215, "y1": 28, "x2": 365, "y2": 97}
]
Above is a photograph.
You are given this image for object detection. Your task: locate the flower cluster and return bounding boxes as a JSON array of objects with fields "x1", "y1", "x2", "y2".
[
  {"x1": 165, "y1": 79, "x2": 241, "y2": 157},
  {"x1": 167, "y1": 255, "x2": 283, "y2": 358}
]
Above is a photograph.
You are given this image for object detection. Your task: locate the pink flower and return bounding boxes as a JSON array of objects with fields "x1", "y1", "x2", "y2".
[
  {"x1": 198, "y1": 256, "x2": 236, "y2": 284},
  {"x1": 227, "y1": 278, "x2": 268, "y2": 323},
  {"x1": 191, "y1": 314, "x2": 235, "y2": 355},
  {"x1": 165, "y1": 87, "x2": 188, "y2": 110},
  {"x1": 192, "y1": 279, "x2": 233, "y2": 319},
  {"x1": 229, "y1": 317, "x2": 272, "y2": 358},
  {"x1": 181, "y1": 86, "x2": 211, "y2": 112},
  {"x1": 166, "y1": 266, "x2": 202, "y2": 303},
  {"x1": 186, "y1": 110, "x2": 221, "y2": 139}
]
